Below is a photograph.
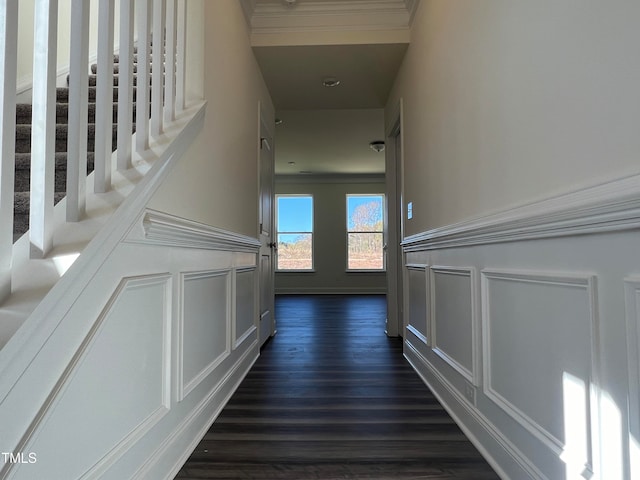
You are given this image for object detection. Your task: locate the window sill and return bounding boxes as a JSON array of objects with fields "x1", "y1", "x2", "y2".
[
  {"x1": 276, "y1": 270, "x2": 316, "y2": 274},
  {"x1": 346, "y1": 270, "x2": 386, "y2": 274}
]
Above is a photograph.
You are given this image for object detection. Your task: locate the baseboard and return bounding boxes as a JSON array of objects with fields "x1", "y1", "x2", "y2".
[
  {"x1": 134, "y1": 341, "x2": 259, "y2": 479},
  {"x1": 275, "y1": 287, "x2": 386, "y2": 295},
  {"x1": 404, "y1": 341, "x2": 544, "y2": 480}
]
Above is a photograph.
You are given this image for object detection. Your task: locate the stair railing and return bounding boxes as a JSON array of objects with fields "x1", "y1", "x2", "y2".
[
  {"x1": 0, "y1": 0, "x2": 19, "y2": 302},
  {"x1": 0, "y1": 0, "x2": 189, "y2": 305}
]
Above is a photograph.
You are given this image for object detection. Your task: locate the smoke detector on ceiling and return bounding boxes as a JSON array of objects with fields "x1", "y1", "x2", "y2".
[
  {"x1": 369, "y1": 141, "x2": 385, "y2": 153},
  {"x1": 283, "y1": 0, "x2": 298, "y2": 7}
]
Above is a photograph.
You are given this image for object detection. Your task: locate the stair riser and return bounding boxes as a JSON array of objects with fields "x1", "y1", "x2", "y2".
[
  {"x1": 91, "y1": 64, "x2": 166, "y2": 75},
  {"x1": 55, "y1": 86, "x2": 145, "y2": 103},
  {"x1": 15, "y1": 126, "x2": 119, "y2": 154},
  {"x1": 69, "y1": 74, "x2": 154, "y2": 88},
  {"x1": 16, "y1": 106, "x2": 137, "y2": 125},
  {"x1": 14, "y1": 170, "x2": 68, "y2": 193}
]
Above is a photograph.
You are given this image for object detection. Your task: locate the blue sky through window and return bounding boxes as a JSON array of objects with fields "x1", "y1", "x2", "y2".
[
  {"x1": 277, "y1": 196, "x2": 313, "y2": 232},
  {"x1": 347, "y1": 195, "x2": 383, "y2": 230}
]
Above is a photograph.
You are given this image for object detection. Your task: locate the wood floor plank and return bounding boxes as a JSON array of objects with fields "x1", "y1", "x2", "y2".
[{"x1": 175, "y1": 295, "x2": 499, "y2": 480}]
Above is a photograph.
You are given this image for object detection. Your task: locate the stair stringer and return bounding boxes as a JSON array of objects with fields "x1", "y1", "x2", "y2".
[{"x1": 0, "y1": 102, "x2": 262, "y2": 480}]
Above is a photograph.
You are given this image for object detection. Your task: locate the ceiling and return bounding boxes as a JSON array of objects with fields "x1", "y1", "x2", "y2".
[
  {"x1": 241, "y1": 0, "x2": 418, "y2": 175},
  {"x1": 274, "y1": 109, "x2": 386, "y2": 175},
  {"x1": 253, "y1": 43, "x2": 408, "y2": 111}
]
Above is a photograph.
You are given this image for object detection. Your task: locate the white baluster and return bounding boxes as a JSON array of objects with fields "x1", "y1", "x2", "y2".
[
  {"x1": 94, "y1": 0, "x2": 115, "y2": 193},
  {"x1": 66, "y1": 0, "x2": 90, "y2": 222},
  {"x1": 164, "y1": 0, "x2": 177, "y2": 123},
  {"x1": 117, "y1": 0, "x2": 135, "y2": 171},
  {"x1": 0, "y1": 0, "x2": 18, "y2": 301},
  {"x1": 175, "y1": 0, "x2": 186, "y2": 112},
  {"x1": 29, "y1": 0, "x2": 58, "y2": 258},
  {"x1": 151, "y1": 0, "x2": 165, "y2": 137},
  {"x1": 136, "y1": 0, "x2": 151, "y2": 152}
]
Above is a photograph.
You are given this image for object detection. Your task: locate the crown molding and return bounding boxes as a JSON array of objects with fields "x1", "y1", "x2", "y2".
[
  {"x1": 240, "y1": 0, "x2": 257, "y2": 27},
  {"x1": 248, "y1": 0, "x2": 415, "y2": 36},
  {"x1": 276, "y1": 173, "x2": 385, "y2": 184},
  {"x1": 404, "y1": 0, "x2": 419, "y2": 26}
]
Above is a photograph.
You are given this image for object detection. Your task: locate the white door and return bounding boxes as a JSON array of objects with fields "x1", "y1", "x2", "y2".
[{"x1": 258, "y1": 124, "x2": 275, "y2": 347}]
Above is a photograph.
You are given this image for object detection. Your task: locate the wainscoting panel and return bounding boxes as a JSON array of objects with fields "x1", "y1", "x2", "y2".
[
  {"x1": 9, "y1": 275, "x2": 172, "y2": 480},
  {"x1": 398, "y1": 173, "x2": 640, "y2": 479},
  {"x1": 234, "y1": 267, "x2": 257, "y2": 349},
  {"x1": 626, "y1": 277, "x2": 640, "y2": 480},
  {"x1": 179, "y1": 270, "x2": 232, "y2": 401},
  {"x1": 431, "y1": 266, "x2": 478, "y2": 386},
  {"x1": 482, "y1": 269, "x2": 598, "y2": 470},
  {"x1": 406, "y1": 264, "x2": 429, "y2": 345}
]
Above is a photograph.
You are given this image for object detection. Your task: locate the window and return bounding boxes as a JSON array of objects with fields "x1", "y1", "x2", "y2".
[
  {"x1": 346, "y1": 194, "x2": 384, "y2": 270},
  {"x1": 276, "y1": 195, "x2": 314, "y2": 270}
]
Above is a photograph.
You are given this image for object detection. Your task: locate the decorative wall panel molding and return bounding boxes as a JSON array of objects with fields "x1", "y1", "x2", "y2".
[
  {"x1": 134, "y1": 340, "x2": 259, "y2": 480},
  {"x1": 404, "y1": 341, "x2": 548, "y2": 480},
  {"x1": 234, "y1": 267, "x2": 257, "y2": 349},
  {"x1": 406, "y1": 264, "x2": 429, "y2": 345},
  {"x1": 625, "y1": 277, "x2": 640, "y2": 480},
  {"x1": 5, "y1": 275, "x2": 172, "y2": 480},
  {"x1": 430, "y1": 266, "x2": 480, "y2": 386},
  {"x1": 402, "y1": 172, "x2": 640, "y2": 251},
  {"x1": 128, "y1": 208, "x2": 261, "y2": 252},
  {"x1": 178, "y1": 270, "x2": 232, "y2": 401},
  {"x1": 482, "y1": 268, "x2": 598, "y2": 474}
]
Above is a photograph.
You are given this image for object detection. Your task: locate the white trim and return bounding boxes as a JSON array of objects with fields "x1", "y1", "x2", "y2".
[
  {"x1": 402, "y1": 172, "x2": 640, "y2": 252},
  {"x1": 405, "y1": 263, "x2": 429, "y2": 345},
  {"x1": 1, "y1": 274, "x2": 173, "y2": 480},
  {"x1": 233, "y1": 267, "x2": 258, "y2": 350},
  {"x1": 126, "y1": 208, "x2": 261, "y2": 253},
  {"x1": 249, "y1": 0, "x2": 414, "y2": 35},
  {"x1": 274, "y1": 287, "x2": 386, "y2": 295},
  {"x1": 404, "y1": 340, "x2": 547, "y2": 480},
  {"x1": 406, "y1": 324, "x2": 427, "y2": 345},
  {"x1": 0, "y1": 103, "x2": 206, "y2": 403},
  {"x1": 625, "y1": 277, "x2": 640, "y2": 480},
  {"x1": 430, "y1": 266, "x2": 480, "y2": 386},
  {"x1": 178, "y1": 269, "x2": 232, "y2": 402},
  {"x1": 276, "y1": 173, "x2": 385, "y2": 184},
  {"x1": 481, "y1": 268, "x2": 599, "y2": 471},
  {"x1": 134, "y1": 340, "x2": 259, "y2": 480}
]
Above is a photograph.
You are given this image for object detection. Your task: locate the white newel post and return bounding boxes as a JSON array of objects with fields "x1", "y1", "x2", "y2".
[
  {"x1": 136, "y1": 0, "x2": 152, "y2": 153},
  {"x1": 29, "y1": 0, "x2": 58, "y2": 258},
  {"x1": 94, "y1": 0, "x2": 115, "y2": 193},
  {"x1": 151, "y1": 0, "x2": 166, "y2": 137},
  {"x1": 164, "y1": 0, "x2": 177, "y2": 123},
  {"x1": 66, "y1": 0, "x2": 90, "y2": 222},
  {"x1": 0, "y1": 0, "x2": 18, "y2": 301},
  {"x1": 175, "y1": 0, "x2": 186, "y2": 112},
  {"x1": 117, "y1": 0, "x2": 135, "y2": 171}
]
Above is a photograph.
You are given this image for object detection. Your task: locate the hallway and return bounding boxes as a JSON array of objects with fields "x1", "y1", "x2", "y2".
[{"x1": 176, "y1": 295, "x2": 499, "y2": 479}]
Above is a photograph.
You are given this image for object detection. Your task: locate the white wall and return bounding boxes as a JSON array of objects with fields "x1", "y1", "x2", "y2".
[
  {"x1": 388, "y1": 0, "x2": 640, "y2": 235},
  {"x1": 275, "y1": 177, "x2": 386, "y2": 295},
  {"x1": 148, "y1": 0, "x2": 274, "y2": 239},
  {"x1": 390, "y1": 2, "x2": 640, "y2": 479}
]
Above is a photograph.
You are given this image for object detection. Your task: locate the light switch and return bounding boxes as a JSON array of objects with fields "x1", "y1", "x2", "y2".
[{"x1": 407, "y1": 202, "x2": 413, "y2": 219}]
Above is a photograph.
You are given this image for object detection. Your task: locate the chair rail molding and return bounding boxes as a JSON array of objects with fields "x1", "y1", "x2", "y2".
[
  {"x1": 402, "y1": 172, "x2": 640, "y2": 252},
  {"x1": 126, "y1": 209, "x2": 261, "y2": 253}
]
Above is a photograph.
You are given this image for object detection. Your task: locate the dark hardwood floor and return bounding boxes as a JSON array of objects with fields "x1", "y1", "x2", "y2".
[{"x1": 175, "y1": 295, "x2": 499, "y2": 480}]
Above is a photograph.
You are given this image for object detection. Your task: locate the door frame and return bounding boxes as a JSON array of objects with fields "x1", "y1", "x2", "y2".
[
  {"x1": 385, "y1": 98, "x2": 404, "y2": 338},
  {"x1": 257, "y1": 102, "x2": 276, "y2": 346}
]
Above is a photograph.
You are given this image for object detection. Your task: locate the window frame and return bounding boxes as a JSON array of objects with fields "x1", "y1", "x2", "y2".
[
  {"x1": 345, "y1": 193, "x2": 386, "y2": 272},
  {"x1": 275, "y1": 194, "x2": 315, "y2": 272}
]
